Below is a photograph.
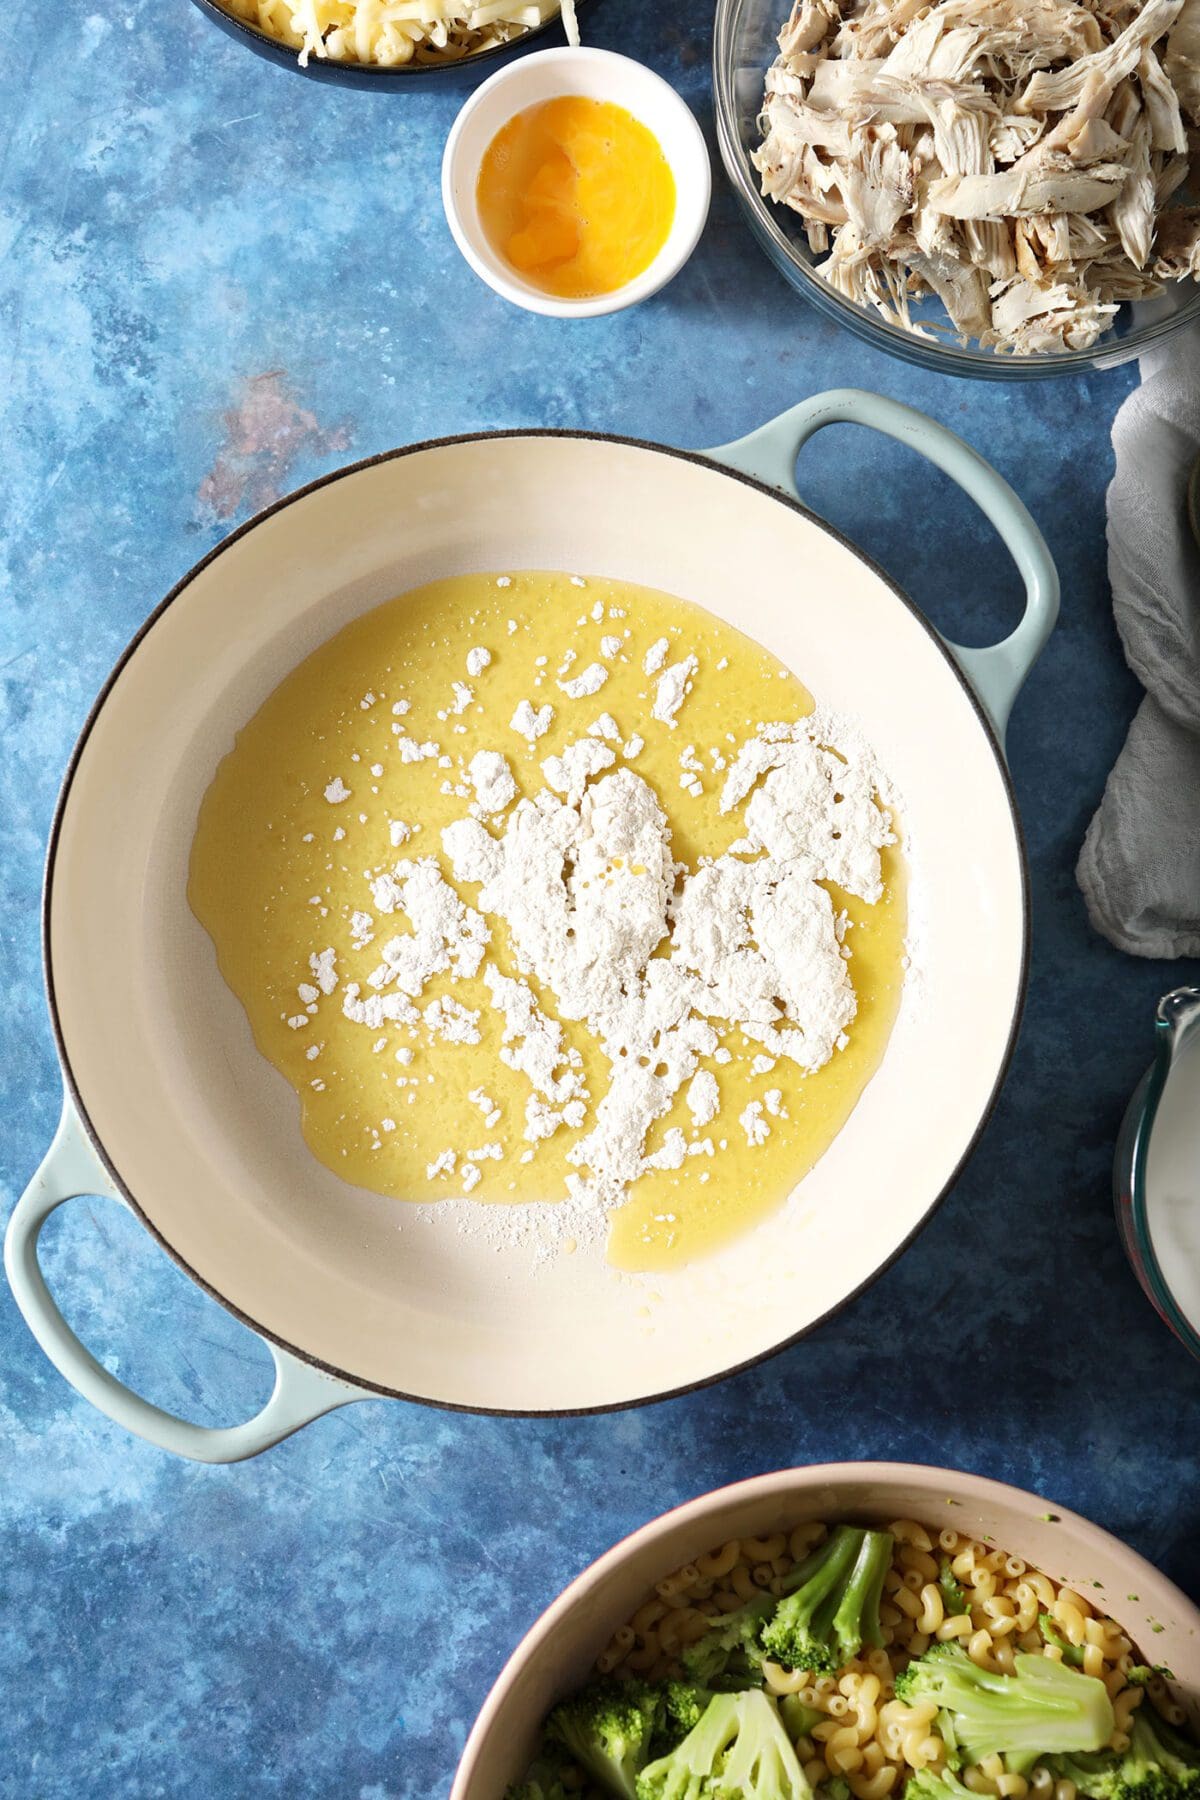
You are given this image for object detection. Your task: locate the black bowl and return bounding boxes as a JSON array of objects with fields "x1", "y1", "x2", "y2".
[{"x1": 189, "y1": 0, "x2": 582, "y2": 86}]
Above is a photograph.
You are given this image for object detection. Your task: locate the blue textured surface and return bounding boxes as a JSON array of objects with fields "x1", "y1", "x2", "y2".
[{"x1": 3, "y1": 3, "x2": 1199, "y2": 1795}]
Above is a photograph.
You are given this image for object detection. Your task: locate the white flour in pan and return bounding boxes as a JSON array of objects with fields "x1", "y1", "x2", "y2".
[{"x1": 299, "y1": 707, "x2": 899, "y2": 1250}]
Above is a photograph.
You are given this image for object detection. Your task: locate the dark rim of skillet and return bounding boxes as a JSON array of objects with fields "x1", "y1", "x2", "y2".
[
  {"x1": 41, "y1": 427, "x2": 1032, "y2": 1419},
  {"x1": 188, "y1": 0, "x2": 587, "y2": 86}
]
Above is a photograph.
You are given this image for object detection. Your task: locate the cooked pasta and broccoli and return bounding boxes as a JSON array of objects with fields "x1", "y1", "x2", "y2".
[{"x1": 506, "y1": 1518, "x2": 1198, "y2": 1800}]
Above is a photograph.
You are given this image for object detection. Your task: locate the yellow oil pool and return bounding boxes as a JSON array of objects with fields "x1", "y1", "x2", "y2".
[
  {"x1": 475, "y1": 97, "x2": 676, "y2": 298},
  {"x1": 189, "y1": 571, "x2": 906, "y2": 1273}
]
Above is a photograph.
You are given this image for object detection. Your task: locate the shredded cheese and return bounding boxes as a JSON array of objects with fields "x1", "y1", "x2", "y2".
[{"x1": 224, "y1": 0, "x2": 579, "y2": 68}]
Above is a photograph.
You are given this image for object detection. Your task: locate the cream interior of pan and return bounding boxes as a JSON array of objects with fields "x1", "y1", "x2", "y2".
[{"x1": 48, "y1": 436, "x2": 1025, "y2": 1410}]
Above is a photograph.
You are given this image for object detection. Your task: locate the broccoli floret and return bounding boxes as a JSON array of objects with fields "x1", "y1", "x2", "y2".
[
  {"x1": 938, "y1": 1560, "x2": 970, "y2": 1620},
  {"x1": 504, "y1": 1769, "x2": 570, "y2": 1800},
  {"x1": 905, "y1": 1767, "x2": 980, "y2": 1800},
  {"x1": 636, "y1": 1688, "x2": 814, "y2": 1800},
  {"x1": 721, "y1": 1690, "x2": 819, "y2": 1799},
  {"x1": 821, "y1": 1780, "x2": 851, "y2": 1800},
  {"x1": 682, "y1": 1593, "x2": 777, "y2": 1689},
  {"x1": 504, "y1": 1744, "x2": 577, "y2": 1799},
  {"x1": 779, "y1": 1694, "x2": 825, "y2": 1741},
  {"x1": 759, "y1": 1526, "x2": 894, "y2": 1674},
  {"x1": 1039, "y1": 1616, "x2": 1086, "y2": 1668},
  {"x1": 1045, "y1": 1703, "x2": 1200, "y2": 1800},
  {"x1": 652, "y1": 1684, "x2": 715, "y2": 1757},
  {"x1": 545, "y1": 1677, "x2": 661, "y2": 1799},
  {"x1": 894, "y1": 1642, "x2": 1115, "y2": 1776},
  {"x1": 1127, "y1": 1668, "x2": 1177, "y2": 1688}
]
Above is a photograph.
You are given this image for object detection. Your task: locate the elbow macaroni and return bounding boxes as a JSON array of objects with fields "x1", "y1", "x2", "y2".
[{"x1": 594, "y1": 1518, "x2": 1184, "y2": 1795}]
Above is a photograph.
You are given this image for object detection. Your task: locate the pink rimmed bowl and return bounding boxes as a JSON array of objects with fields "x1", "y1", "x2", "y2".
[{"x1": 452, "y1": 1462, "x2": 1200, "y2": 1797}]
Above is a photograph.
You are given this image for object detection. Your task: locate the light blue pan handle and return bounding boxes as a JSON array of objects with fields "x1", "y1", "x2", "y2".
[
  {"x1": 707, "y1": 388, "x2": 1060, "y2": 747},
  {"x1": 4, "y1": 1099, "x2": 366, "y2": 1463}
]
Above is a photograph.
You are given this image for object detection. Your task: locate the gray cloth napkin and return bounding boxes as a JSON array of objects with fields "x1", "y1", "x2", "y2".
[{"x1": 1076, "y1": 326, "x2": 1200, "y2": 958}]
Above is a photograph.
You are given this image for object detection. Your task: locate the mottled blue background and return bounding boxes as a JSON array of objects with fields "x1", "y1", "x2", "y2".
[{"x1": 2, "y1": 1, "x2": 1198, "y2": 1794}]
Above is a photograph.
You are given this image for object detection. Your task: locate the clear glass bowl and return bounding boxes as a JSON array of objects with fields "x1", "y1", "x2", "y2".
[
  {"x1": 1115, "y1": 989, "x2": 1200, "y2": 1364},
  {"x1": 712, "y1": 0, "x2": 1200, "y2": 379}
]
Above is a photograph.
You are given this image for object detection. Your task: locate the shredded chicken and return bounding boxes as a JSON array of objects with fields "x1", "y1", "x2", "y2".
[
  {"x1": 754, "y1": 0, "x2": 1200, "y2": 354},
  {"x1": 1154, "y1": 204, "x2": 1200, "y2": 271},
  {"x1": 1166, "y1": 0, "x2": 1200, "y2": 121},
  {"x1": 1014, "y1": 0, "x2": 1183, "y2": 115}
]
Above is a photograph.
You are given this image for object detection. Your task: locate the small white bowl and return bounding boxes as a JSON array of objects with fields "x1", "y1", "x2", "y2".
[{"x1": 441, "y1": 46, "x2": 712, "y2": 318}]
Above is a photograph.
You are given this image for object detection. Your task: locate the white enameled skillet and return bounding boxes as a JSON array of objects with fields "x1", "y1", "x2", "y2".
[{"x1": 5, "y1": 391, "x2": 1057, "y2": 1460}]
